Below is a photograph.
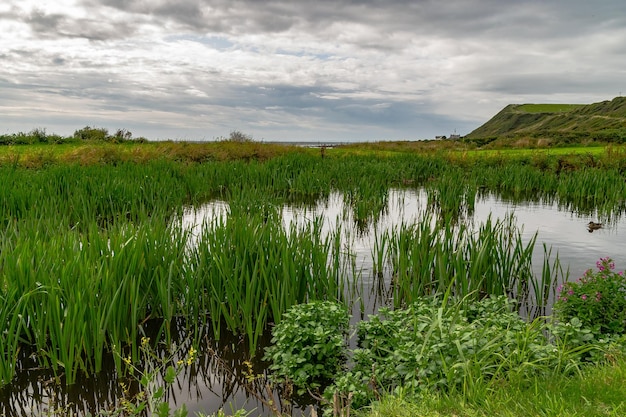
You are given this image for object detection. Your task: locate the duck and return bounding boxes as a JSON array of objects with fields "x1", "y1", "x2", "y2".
[{"x1": 587, "y1": 221, "x2": 603, "y2": 231}]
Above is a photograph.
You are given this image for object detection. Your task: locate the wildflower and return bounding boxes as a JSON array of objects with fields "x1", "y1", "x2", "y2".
[
  {"x1": 141, "y1": 336, "x2": 150, "y2": 347},
  {"x1": 120, "y1": 381, "x2": 130, "y2": 395},
  {"x1": 556, "y1": 257, "x2": 626, "y2": 335},
  {"x1": 123, "y1": 356, "x2": 132, "y2": 366},
  {"x1": 186, "y1": 346, "x2": 197, "y2": 366}
]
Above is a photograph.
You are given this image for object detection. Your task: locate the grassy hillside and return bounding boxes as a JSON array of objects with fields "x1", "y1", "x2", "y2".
[{"x1": 465, "y1": 96, "x2": 626, "y2": 146}]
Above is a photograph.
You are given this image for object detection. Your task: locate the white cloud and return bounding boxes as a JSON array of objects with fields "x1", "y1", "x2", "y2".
[{"x1": 1, "y1": 0, "x2": 625, "y2": 141}]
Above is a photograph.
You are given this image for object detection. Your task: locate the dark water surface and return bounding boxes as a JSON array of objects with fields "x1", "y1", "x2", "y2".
[{"x1": 3, "y1": 189, "x2": 624, "y2": 416}]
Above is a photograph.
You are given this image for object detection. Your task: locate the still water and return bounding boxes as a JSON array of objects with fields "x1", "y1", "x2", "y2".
[
  {"x1": 281, "y1": 189, "x2": 623, "y2": 284},
  {"x1": 2, "y1": 189, "x2": 624, "y2": 416}
]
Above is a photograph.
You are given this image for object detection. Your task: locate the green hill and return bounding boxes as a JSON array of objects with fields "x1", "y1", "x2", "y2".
[{"x1": 464, "y1": 96, "x2": 626, "y2": 145}]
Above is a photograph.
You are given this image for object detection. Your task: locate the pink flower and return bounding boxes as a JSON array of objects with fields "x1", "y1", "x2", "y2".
[{"x1": 581, "y1": 294, "x2": 588, "y2": 301}]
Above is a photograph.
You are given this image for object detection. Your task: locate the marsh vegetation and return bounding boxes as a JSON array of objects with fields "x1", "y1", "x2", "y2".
[{"x1": 1, "y1": 141, "x2": 625, "y2": 415}]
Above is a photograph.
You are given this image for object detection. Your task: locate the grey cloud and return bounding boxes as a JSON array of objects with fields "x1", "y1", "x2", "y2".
[
  {"x1": 3, "y1": 0, "x2": 626, "y2": 141},
  {"x1": 81, "y1": 0, "x2": 626, "y2": 40},
  {"x1": 52, "y1": 56, "x2": 67, "y2": 66},
  {"x1": 27, "y1": 9, "x2": 64, "y2": 33},
  {"x1": 21, "y1": 7, "x2": 138, "y2": 40},
  {"x1": 481, "y1": 72, "x2": 622, "y2": 96}
]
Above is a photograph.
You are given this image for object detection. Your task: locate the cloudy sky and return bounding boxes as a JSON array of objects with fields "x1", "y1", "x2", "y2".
[{"x1": 1, "y1": 1, "x2": 625, "y2": 142}]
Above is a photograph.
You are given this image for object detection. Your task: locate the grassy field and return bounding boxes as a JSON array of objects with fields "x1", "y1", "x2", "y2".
[
  {"x1": 517, "y1": 103, "x2": 584, "y2": 113},
  {"x1": 0, "y1": 138, "x2": 620, "y2": 168},
  {"x1": 355, "y1": 358, "x2": 626, "y2": 417}
]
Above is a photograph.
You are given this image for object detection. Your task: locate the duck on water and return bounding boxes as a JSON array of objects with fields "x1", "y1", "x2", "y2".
[{"x1": 587, "y1": 221, "x2": 603, "y2": 232}]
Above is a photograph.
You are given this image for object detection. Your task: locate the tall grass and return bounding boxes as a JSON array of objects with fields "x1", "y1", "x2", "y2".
[
  {"x1": 183, "y1": 202, "x2": 350, "y2": 352},
  {"x1": 0, "y1": 202, "x2": 355, "y2": 385},
  {"x1": 0, "y1": 216, "x2": 189, "y2": 384},
  {"x1": 425, "y1": 168, "x2": 477, "y2": 223},
  {"x1": 373, "y1": 213, "x2": 562, "y2": 312},
  {"x1": 0, "y1": 147, "x2": 623, "y2": 390}
]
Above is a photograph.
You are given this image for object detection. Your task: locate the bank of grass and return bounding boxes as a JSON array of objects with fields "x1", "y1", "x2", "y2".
[
  {"x1": 517, "y1": 103, "x2": 584, "y2": 113},
  {"x1": 357, "y1": 357, "x2": 626, "y2": 417},
  {"x1": 0, "y1": 140, "x2": 305, "y2": 168},
  {"x1": 0, "y1": 139, "x2": 620, "y2": 165}
]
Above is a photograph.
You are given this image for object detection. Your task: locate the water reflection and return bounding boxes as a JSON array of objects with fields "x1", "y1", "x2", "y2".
[{"x1": 3, "y1": 188, "x2": 625, "y2": 416}]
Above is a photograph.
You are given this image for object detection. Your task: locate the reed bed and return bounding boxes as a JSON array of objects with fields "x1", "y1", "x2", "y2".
[
  {"x1": 0, "y1": 147, "x2": 624, "y2": 390},
  {"x1": 556, "y1": 168, "x2": 626, "y2": 218},
  {"x1": 372, "y1": 213, "x2": 563, "y2": 312},
  {"x1": 183, "y1": 204, "x2": 351, "y2": 353},
  {"x1": 424, "y1": 169, "x2": 477, "y2": 223},
  {"x1": 0, "y1": 216, "x2": 189, "y2": 385}
]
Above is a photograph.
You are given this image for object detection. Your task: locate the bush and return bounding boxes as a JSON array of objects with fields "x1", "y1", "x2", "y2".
[
  {"x1": 228, "y1": 130, "x2": 254, "y2": 142},
  {"x1": 328, "y1": 296, "x2": 604, "y2": 410},
  {"x1": 554, "y1": 257, "x2": 626, "y2": 335},
  {"x1": 264, "y1": 301, "x2": 349, "y2": 394},
  {"x1": 73, "y1": 126, "x2": 110, "y2": 141}
]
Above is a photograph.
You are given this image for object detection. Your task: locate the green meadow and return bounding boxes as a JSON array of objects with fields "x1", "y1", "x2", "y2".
[{"x1": 517, "y1": 103, "x2": 584, "y2": 113}]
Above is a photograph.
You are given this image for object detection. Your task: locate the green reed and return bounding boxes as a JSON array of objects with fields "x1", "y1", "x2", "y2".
[
  {"x1": 184, "y1": 203, "x2": 350, "y2": 353},
  {"x1": 0, "y1": 286, "x2": 36, "y2": 385},
  {"x1": 0, "y1": 214, "x2": 189, "y2": 384},
  {"x1": 373, "y1": 212, "x2": 562, "y2": 312},
  {"x1": 556, "y1": 168, "x2": 626, "y2": 219},
  {"x1": 0, "y1": 148, "x2": 623, "y2": 389},
  {"x1": 425, "y1": 169, "x2": 477, "y2": 223}
]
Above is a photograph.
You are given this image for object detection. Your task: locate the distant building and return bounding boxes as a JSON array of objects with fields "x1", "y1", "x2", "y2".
[
  {"x1": 449, "y1": 134, "x2": 461, "y2": 140},
  {"x1": 435, "y1": 135, "x2": 446, "y2": 140}
]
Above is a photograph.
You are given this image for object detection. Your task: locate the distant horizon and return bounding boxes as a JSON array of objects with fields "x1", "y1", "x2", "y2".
[
  {"x1": 6, "y1": 94, "x2": 625, "y2": 144},
  {"x1": 0, "y1": 127, "x2": 452, "y2": 143}
]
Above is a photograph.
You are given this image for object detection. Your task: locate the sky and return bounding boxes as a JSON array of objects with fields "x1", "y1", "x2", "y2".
[{"x1": 1, "y1": 1, "x2": 625, "y2": 142}]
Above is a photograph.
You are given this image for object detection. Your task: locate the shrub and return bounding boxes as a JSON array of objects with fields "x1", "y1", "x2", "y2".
[
  {"x1": 328, "y1": 296, "x2": 595, "y2": 410},
  {"x1": 264, "y1": 301, "x2": 349, "y2": 394},
  {"x1": 554, "y1": 257, "x2": 626, "y2": 335},
  {"x1": 73, "y1": 126, "x2": 110, "y2": 141},
  {"x1": 228, "y1": 130, "x2": 254, "y2": 142}
]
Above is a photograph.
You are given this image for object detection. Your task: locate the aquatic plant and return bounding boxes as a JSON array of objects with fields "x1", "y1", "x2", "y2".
[
  {"x1": 0, "y1": 145, "x2": 624, "y2": 398},
  {"x1": 372, "y1": 213, "x2": 559, "y2": 312},
  {"x1": 184, "y1": 205, "x2": 350, "y2": 353}
]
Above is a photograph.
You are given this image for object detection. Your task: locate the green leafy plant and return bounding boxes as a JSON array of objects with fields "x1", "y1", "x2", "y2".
[
  {"x1": 264, "y1": 300, "x2": 349, "y2": 395},
  {"x1": 554, "y1": 257, "x2": 626, "y2": 335},
  {"x1": 329, "y1": 295, "x2": 596, "y2": 410}
]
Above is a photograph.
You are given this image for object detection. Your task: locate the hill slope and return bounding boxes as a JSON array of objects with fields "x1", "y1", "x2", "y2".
[{"x1": 465, "y1": 96, "x2": 626, "y2": 143}]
